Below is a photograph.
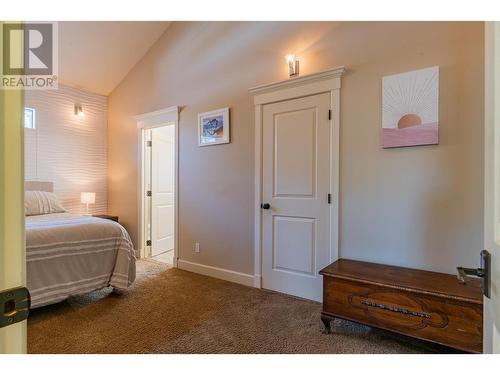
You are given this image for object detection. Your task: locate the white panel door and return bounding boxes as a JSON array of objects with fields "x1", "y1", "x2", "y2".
[
  {"x1": 262, "y1": 92, "x2": 331, "y2": 301},
  {"x1": 484, "y1": 21, "x2": 500, "y2": 354},
  {"x1": 151, "y1": 125, "x2": 175, "y2": 258},
  {"x1": 0, "y1": 61, "x2": 26, "y2": 353}
]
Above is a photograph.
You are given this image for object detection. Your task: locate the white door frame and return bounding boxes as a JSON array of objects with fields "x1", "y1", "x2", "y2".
[
  {"x1": 249, "y1": 66, "x2": 345, "y2": 288},
  {"x1": 484, "y1": 21, "x2": 500, "y2": 354},
  {"x1": 135, "y1": 106, "x2": 179, "y2": 265},
  {"x1": 0, "y1": 66, "x2": 26, "y2": 353}
]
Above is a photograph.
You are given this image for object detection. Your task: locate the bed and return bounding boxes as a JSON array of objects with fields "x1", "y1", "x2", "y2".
[{"x1": 25, "y1": 181, "x2": 136, "y2": 308}]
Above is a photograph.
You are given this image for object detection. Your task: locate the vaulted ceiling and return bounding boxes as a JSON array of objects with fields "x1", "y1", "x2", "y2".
[{"x1": 58, "y1": 21, "x2": 171, "y2": 95}]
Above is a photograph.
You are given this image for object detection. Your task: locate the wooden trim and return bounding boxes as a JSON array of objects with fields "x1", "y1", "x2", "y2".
[
  {"x1": 249, "y1": 66, "x2": 346, "y2": 95},
  {"x1": 136, "y1": 106, "x2": 179, "y2": 267},
  {"x1": 137, "y1": 128, "x2": 146, "y2": 259},
  {"x1": 253, "y1": 104, "x2": 263, "y2": 288},
  {"x1": 484, "y1": 21, "x2": 500, "y2": 354},
  {"x1": 252, "y1": 79, "x2": 342, "y2": 105},
  {"x1": 0, "y1": 21, "x2": 26, "y2": 353},
  {"x1": 250, "y1": 67, "x2": 345, "y2": 105},
  {"x1": 135, "y1": 106, "x2": 179, "y2": 126},
  {"x1": 250, "y1": 67, "x2": 344, "y2": 291},
  {"x1": 330, "y1": 89, "x2": 340, "y2": 264},
  {"x1": 178, "y1": 259, "x2": 255, "y2": 287}
]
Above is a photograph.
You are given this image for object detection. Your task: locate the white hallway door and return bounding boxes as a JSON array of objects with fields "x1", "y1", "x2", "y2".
[
  {"x1": 151, "y1": 125, "x2": 175, "y2": 260},
  {"x1": 262, "y1": 92, "x2": 331, "y2": 302}
]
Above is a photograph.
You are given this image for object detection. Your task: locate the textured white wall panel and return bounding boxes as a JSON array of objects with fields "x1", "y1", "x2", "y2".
[{"x1": 25, "y1": 85, "x2": 108, "y2": 214}]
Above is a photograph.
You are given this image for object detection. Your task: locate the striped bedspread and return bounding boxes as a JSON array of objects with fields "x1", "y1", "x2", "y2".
[{"x1": 26, "y1": 213, "x2": 136, "y2": 308}]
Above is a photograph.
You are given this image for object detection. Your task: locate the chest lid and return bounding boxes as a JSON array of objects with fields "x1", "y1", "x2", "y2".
[{"x1": 320, "y1": 259, "x2": 483, "y2": 305}]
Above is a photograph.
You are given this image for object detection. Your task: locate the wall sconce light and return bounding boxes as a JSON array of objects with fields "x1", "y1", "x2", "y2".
[
  {"x1": 74, "y1": 104, "x2": 84, "y2": 116},
  {"x1": 286, "y1": 54, "x2": 299, "y2": 78}
]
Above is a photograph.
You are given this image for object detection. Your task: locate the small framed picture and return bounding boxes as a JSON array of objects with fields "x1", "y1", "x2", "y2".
[{"x1": 198, "y1": 107, "x2": 230, "y2": 147}]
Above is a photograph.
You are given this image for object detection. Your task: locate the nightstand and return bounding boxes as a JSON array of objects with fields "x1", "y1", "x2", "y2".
[{"x1": 93, "y1": 214, "x2": 119, "y2": 223}]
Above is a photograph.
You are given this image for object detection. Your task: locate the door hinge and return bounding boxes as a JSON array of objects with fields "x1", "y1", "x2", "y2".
[
  {"x1": 0, "y1": 287, "x2": 30, "y2": 328},
  {"x1": 147, "y1": 140, "x2": 152, "y2": 147},
  {"x1": 327, "y1": 193, "x2": 331, "y2": 204},
  {"x1": 328, "y1": 110, "x2": 332, "y2": 120},
  {"x1": 146, "y1": 240, "x2": 152, "y2": 247},
  {"x1": 146, "y1": 190, "x2": 152, "y2": 197}
]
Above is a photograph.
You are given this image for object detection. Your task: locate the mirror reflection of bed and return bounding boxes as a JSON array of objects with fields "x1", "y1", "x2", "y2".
[{"x1": 24, "y1": 181, "x2": 136, "y2": 309}]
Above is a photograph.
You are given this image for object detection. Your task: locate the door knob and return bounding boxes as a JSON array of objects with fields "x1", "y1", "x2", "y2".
[{"x1": 261, "y1": 203, "x2": 270, "y2": 210}]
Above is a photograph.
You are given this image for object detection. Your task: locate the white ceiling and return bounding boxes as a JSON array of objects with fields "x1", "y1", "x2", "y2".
[{"x1": 58, "y1": 22, "x2": 171, "y2": 95}]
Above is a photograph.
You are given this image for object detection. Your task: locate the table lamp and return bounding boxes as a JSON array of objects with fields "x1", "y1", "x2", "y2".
[{"x1": 81, "y1": 192, "x2": 95, "y2": 215}]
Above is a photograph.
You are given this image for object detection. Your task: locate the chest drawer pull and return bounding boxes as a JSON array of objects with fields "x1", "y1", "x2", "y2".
[{"x1": 361, "y1": 299, "x2": 431, "y2": 319}]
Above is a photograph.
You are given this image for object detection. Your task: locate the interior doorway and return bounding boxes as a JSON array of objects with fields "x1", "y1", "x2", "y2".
[
  {"x1": 250, "y1": 67, "x2": 344, "y2": 301},
  {"x1": 136, "y1": 106, "x2": 179, "y2": 267},
  {"x1": 148, "y1": 125, "x2": 176, "y2": 264}
]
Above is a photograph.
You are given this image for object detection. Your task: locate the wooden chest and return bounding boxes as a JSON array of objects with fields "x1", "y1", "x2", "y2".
[{"x1": 319, "y1": 259, "x2": 483, "y2": 353}]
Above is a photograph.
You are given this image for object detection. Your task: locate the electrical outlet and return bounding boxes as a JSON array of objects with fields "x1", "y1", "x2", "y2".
[{"x1": 194, "y1": 242, "x2": 200, "y2": 253}]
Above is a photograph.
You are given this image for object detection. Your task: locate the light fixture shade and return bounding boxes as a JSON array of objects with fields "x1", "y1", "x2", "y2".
[
  {"x1": 81, "y1": 192, "x2": 96, "y2": 204},
  {"x1": 285, "y1": 54, "x2": 299, "y2": 78}
]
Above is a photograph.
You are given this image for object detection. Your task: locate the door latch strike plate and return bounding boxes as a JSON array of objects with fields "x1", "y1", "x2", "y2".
[
  {"x1": 456, "y1": 250, "x2": 491, "y2": 298},
  {"x1": 481, "y1": 249, "x2": 491, "y2": 298},
  {"x1": 0, "y1": 286, "x2": 30, "y2": 328}
]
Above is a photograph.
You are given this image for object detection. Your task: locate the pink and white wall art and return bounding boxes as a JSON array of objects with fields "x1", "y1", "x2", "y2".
[{"x1": 382, "y1": 66, "x2": 439, "y2": 148}]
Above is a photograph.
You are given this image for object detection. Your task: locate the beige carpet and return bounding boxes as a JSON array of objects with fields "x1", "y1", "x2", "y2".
[{"x1": 28, "y1": 260, "x2": 458, "y2": 354}]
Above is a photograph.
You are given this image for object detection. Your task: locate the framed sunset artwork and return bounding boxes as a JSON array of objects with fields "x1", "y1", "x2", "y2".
[{"x1": 382, "y1": 66, "x2": 439, "y2": 148}]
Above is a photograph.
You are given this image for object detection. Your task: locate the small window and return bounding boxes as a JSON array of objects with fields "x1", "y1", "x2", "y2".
[{"x1": 24, "y1": 107, "x2": 36, "y2": 129}]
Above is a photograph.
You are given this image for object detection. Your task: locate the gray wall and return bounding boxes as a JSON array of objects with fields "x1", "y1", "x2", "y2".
[{"x1": 108, "y1": 22, "x2": 484, "y2": 276}]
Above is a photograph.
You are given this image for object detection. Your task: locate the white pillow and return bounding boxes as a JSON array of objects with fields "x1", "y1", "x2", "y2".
[{"x1": 25, "y1": 191, "x2": 66, "y2": 216}]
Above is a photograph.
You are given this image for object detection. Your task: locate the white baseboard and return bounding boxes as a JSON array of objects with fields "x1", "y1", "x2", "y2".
[
  {"x1": 177, "y1": 259, "x2": 256, "y2": 288},
  {"x1": 253, "y1": 274, "x2": 262, "y2": 288}
]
